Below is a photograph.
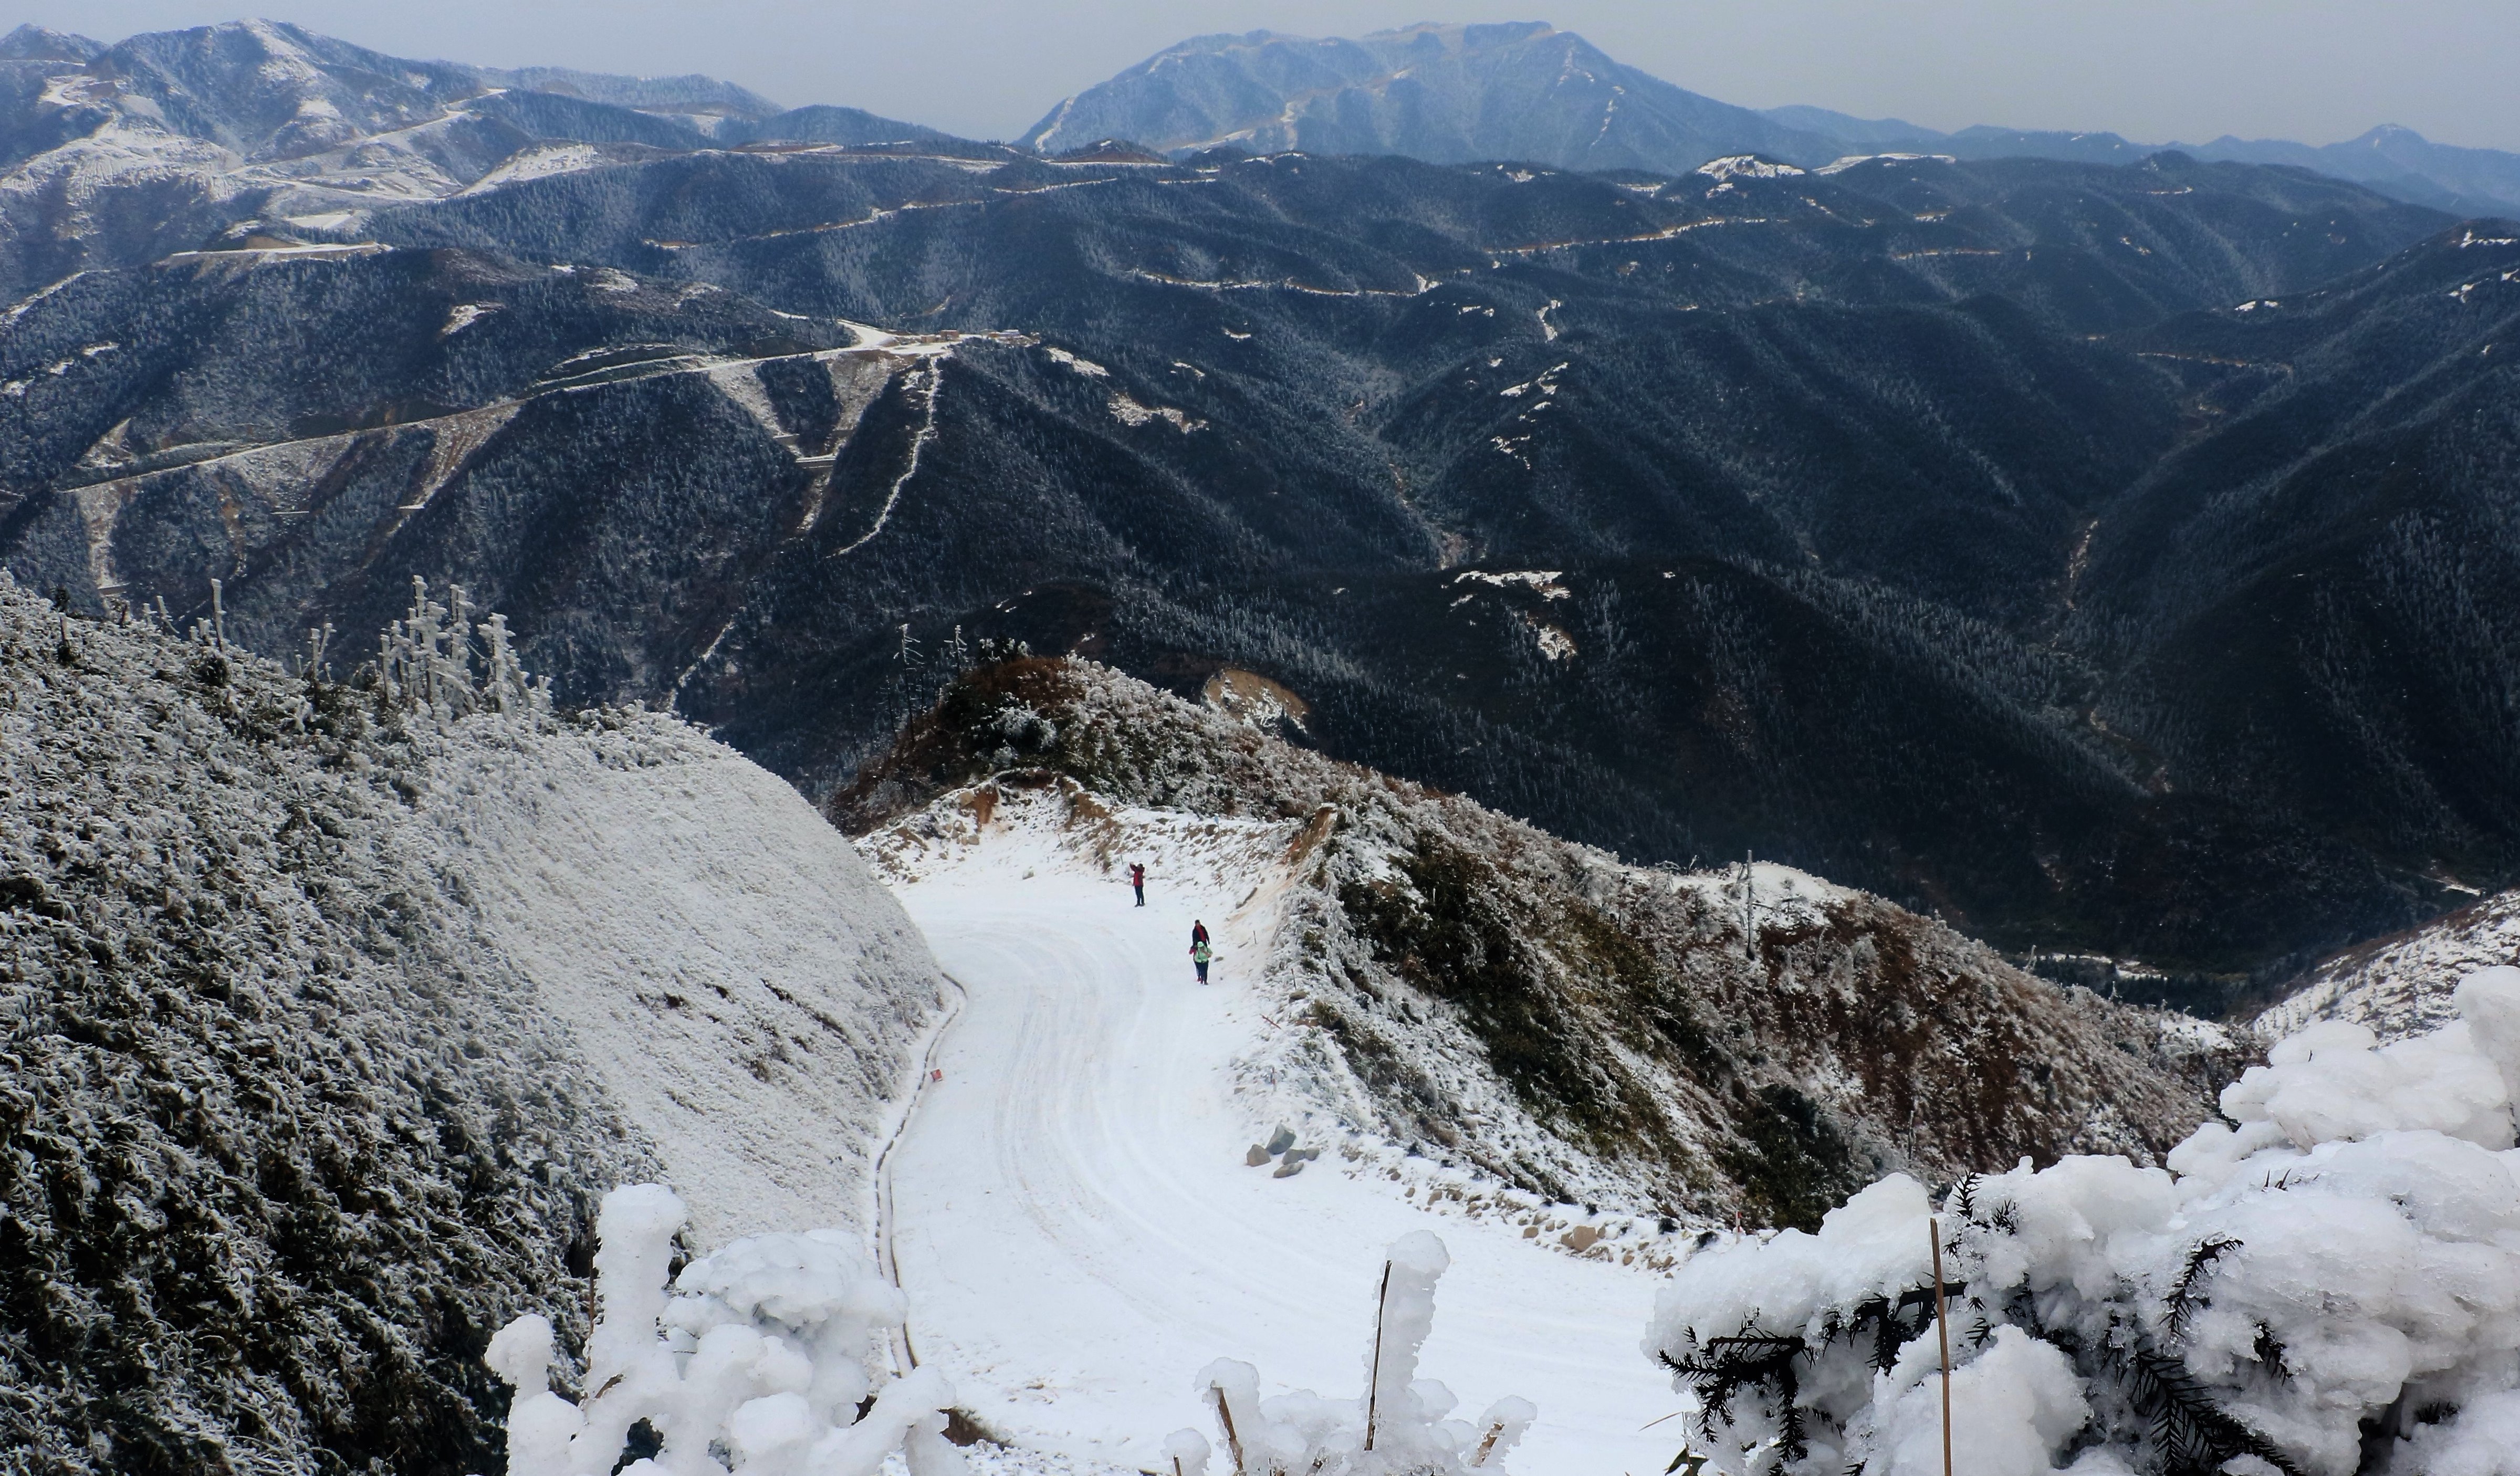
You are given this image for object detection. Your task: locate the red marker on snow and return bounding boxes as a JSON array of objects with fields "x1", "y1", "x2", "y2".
[{"x1": 932, "y1": 1069, "x2": 945, "y2": 1082}]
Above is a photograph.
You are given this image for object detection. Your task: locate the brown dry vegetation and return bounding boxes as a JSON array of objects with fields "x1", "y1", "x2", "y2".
[{"x1": 838, "y1": 657, "x2": 2237, "y2": 1228}]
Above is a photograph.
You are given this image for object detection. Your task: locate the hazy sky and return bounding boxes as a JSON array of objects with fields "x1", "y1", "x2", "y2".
[{"x1": 26, "y1": 1, "x2": 2520, "y2": 152}]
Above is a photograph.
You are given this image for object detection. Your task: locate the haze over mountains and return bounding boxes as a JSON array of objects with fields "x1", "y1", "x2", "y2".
[
  {"x1": 3, "y1": 16, "x2": 2518, "y2": 1003},
  {"x1": 1023, "y1": 22, "x2": 2520, "y2": 218}
]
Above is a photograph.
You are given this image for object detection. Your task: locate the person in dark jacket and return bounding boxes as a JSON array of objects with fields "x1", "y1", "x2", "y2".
[
  {"x1": 1130, "y1": 863, "x2": 1145, "y2": 906},
  {"x1": 1190, "y1": 920, "x2": 1209, "y2": 947}
]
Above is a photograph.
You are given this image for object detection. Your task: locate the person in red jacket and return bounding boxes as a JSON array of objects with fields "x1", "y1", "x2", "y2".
[{"x1": 1129, "y1": 863, "x2": 1145, "y2": 906}]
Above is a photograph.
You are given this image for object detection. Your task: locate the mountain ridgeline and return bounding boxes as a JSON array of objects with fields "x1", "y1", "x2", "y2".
[
  {"x1": 4, "y1": 20, "x2": 2519, "y2": 994},
  {"x1": 1027, "y1": 22, "x2": 2520, "y2": 218},
  {"x1": 843, "y1": 656, "x2": 2233, "y2": 1231}
]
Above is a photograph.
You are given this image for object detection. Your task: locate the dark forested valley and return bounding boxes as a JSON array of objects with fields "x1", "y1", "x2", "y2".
[{"x1": 6, "y1": 59, "x2": 2518, "y2": 994}]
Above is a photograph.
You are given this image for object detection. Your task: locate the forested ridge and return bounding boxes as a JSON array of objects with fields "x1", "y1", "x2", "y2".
[{"x1": 6, "y1": 133, "x2": 2516, "y2": 993}]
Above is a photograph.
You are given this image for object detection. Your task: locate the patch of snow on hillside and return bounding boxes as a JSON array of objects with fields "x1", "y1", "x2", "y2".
[
  {"x1": 1814, "y1": 152, "x2": 1957, "y2": 175},
  {"x1": 1451, "y1": 569, "x2": 1569, "y2": 600},
  {"x1": 1697, "y1": 155, "x2": 1806, "y2": 180},
  {"x1": 1522, "y1": 614, "x2": 1575, "y2": 661},
  {"x1": 457, "y1": 141, "x2": 605, "y2": 195},
  {"x1": 1044, "y1": 345, "x2": 1110, "y2": 377},
  {"x1": 441, "y1": 302, "x2": 498, "y2": 336},
  {"x1": 1109, "y1": 393, "x2": 1203, "y2": 432}
]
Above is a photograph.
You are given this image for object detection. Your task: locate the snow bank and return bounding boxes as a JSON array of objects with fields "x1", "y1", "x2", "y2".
[{"x1": 1646, "y1": 966, "x2": 2520, "y2": 1476}]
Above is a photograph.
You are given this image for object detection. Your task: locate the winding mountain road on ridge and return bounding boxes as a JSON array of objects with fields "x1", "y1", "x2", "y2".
[{"x1": 875, "y1": 825, "x2": 1679, "y2": 1475}]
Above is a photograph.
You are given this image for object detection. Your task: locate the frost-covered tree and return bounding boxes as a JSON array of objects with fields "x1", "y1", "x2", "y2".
[
  {"x1": 376, "y1": 574, "x2": 552, "y2": 721},
  {"x1": 1646, "y1": 967, "x2": 2520, "y2": 1476}
]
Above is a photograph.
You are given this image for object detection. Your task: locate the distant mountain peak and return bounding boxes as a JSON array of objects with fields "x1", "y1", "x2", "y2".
[
  {"x1": 1019, "y1": 19, "x2": 1839, "y2": 169},
  {"x1": 0, "y1": 22, "x2": 104, "y2": 61}
]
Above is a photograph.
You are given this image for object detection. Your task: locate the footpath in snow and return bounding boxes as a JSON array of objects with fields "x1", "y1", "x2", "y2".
[{"x1": 876, "y1": 803, "x2": 1679, "y2": 1475}]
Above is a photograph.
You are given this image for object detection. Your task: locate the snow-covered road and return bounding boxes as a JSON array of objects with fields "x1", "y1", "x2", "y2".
[{"x1": 883, "y1": 826, "x2": 1681, "y2": 1475}]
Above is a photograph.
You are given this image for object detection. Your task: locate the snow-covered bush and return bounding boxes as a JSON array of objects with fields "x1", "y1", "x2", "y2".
[
  {"x1": 1173, "y1": 1231, "x2": 1535, "y2": 1475},
  {"x1": 1646, "y1": 966, "x2": 2520, "y2": 1476},
  {"x1": 485, "y1": 1185, "x2": 967, "y2": 1476}
]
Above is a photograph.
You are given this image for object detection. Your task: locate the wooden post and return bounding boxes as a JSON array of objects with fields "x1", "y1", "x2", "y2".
[
  {"x1": 1210, "y1": 1384, "x2": 1246, "y2": 1475},
  {"x1": 1931, "y1": 1216, "x2": 1953, "y2": 1476},
  {"x1": 1363, "y1": 1259, "x2": 1394, "y2": 1450}
]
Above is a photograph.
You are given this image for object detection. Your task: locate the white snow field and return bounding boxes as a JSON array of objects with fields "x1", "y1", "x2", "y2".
[{"x1": 874, "y1": 793, "x2": 1680, "y2": 1475}]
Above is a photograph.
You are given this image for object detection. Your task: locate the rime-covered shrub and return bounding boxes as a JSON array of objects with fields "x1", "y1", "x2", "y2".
[
  {"x1": 0, "y1": 575, "x2": 642, "y2": 1474},
  {"x1": 485, "y1": 1184, "x2": 967, "y2": 1476},
  {"x1": 1646, "y1": 966, "x2": 2520, "y2": 1476}
]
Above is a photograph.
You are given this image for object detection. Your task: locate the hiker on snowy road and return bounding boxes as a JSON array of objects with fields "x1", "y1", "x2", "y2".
[
  {"x1": 1190, "y1": 919, "x2": 1208, "y2": 947},
  {"x1": 1130, "y1": 863, "x2": 1145, "y2": 906},
  {"x1": 1190, "y1": 936, "x2": 1212, "y2": 985}
]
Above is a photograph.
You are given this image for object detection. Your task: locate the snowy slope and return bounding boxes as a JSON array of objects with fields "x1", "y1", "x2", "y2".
[
  {"x1": 2255, "y1": 886, "x2": 2520, "y2": 1043},
  {"x1": 424, "y1": 711, "x2": 945, "y2": 1249},
  {"x1": 0, "y1": 577, "x2": 948, "y2": 1471},
  {"x1": 873, "y1": 786, "x2": 1680, "y2": 1475}
]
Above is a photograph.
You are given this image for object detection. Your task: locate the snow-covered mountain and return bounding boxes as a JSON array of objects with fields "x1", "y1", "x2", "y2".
[
  {"x1": 9, "y1": 134, "x2": 2498, "y2": 986},
  {"x1": 0, "y1": 574, "x2": 945, "y2": 1471},
  {"x1": 842, "y1": 656, "x2": 2236, "y2": 1230},
  {"x1": 1024, "y1": 21, "x2": 2520, "y2": 217},
  {"x1": 1772, "y1": 106, "x2": 2520, "y2": 219},
  {"x1": 0, "y1": 19, "x2": 956, "y2": 298},
  {"x1": 1019, "y1": 23, "x2": 1842, "y2": 171}
]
